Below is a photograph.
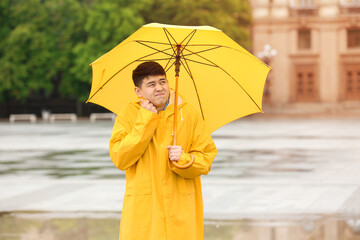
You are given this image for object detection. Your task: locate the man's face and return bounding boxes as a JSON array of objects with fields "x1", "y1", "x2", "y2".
[{"x1": 135, "y1": 75, "x2": 170, "y2": 111}]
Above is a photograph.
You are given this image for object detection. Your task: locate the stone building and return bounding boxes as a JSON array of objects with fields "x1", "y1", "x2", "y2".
[{"x1": 250, "y1": 0, "x2": 360, "y2": 106}]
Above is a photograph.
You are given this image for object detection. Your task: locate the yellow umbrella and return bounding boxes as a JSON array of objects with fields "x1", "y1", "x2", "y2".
[{"x1": 87, "y1": 23, "x2": 271, "y2": 168}]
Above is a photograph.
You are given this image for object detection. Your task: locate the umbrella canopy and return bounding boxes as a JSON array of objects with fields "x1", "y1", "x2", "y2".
[{"x1": 87, "y1": 23, "x2": 271, "y2": 133}]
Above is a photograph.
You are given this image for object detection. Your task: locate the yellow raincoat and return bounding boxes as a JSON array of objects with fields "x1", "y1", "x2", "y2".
[{"x1": 109, "y1": 91, "x2": 217, "y2": 240}]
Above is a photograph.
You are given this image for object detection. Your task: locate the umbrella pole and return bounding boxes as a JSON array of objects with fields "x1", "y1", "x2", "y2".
[
  {"x1": 170, "y1": 50, "x2": 195, "y2": 169},
  {"x1": 173, "y1": 74, "x2": 179, "y2": 146}
]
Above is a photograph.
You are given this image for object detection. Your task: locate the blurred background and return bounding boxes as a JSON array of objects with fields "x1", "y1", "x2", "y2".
[{"x1": 1, "y1": 0, "x2": 360, "y2": 239}]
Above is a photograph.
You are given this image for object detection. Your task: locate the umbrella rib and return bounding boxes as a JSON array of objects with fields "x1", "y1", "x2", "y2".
[
  {"x1": 163, "y1": 28, "x2": 198, "y2": 57},
  {"x1": 181, "y1": 58, "x2": 218, "y2": 68},
  {"x1": 163, "y1": 28, "x2": 178, "y2": 56},
  {"x1": 136, "y1": 38, "x2": 177, "y2": 69},
  {"x1": 163, "y1": 28, "x2": 179, "y2": 45},
  {"x1": 179, "y1": 52, "x2": 206, "y2": 120},
  {"x1": 184, "y1": 48, "x2": 263, "y2": 112},
  {"x1": 136, "y1": 40, "x2": 173, "y2": 46},
  {"x1": 136, "y1": 57, "x2": 175, "y2": 62},
  {"x1": 186, "y1": 44, "x2": 228, "y2": 47},
  {"x1": 182, "y1": 46, "x2": 221, "y2": 58},
  {"x1": 179, "y1": 30, "x2": 198, "y2": 59},
  {"x1": 136, "y1": 41, "x2": 174, "y2": 58},
  {"x1": 164, "y1": 60, "x2": 176, "y2": 73},
  {"x1": 186, "y1": 44, "x2": 270, "y2": 67},
  {"x1": 179, "y1": 30, "x2": 197, "y2": 51},
  {"x1": 181, "y1": 46, "x2": 225, "y2": 67},
  {"x1": 165, "y1": 51, "x2": 177, "y2": 70},
  {"x1": 179, "y1": 59, "x2": 193, "y2": 79},
  {"x1": 87, "y1": 50, "x2": 169, "y2": 102}
]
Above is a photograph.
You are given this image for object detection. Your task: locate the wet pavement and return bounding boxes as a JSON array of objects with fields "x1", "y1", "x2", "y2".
[{"x1": 0, "y1": 118, "x2": 360, "y2": 239}]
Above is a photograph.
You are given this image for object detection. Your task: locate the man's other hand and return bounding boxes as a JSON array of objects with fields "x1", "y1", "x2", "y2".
[
  {"x1": 167, "y1": 145, "x2": 183, "y2": 161},
  {"x1": 140, "y1": 99, "x2": 158, "y2": 114}
]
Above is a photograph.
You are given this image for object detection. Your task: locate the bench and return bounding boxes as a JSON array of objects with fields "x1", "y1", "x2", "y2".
[
  {"x1": 9, "y1": 114, "x2": 37, "y2": 123},
  {"x1": 90, "y1": 113, "x2": 116, "y2": 122},
  {"x1": 49, "y1": 113, "x2": 77, "y2": 122}
]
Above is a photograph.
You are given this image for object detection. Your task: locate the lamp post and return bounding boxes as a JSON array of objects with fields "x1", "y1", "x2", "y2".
[
  {"x1": 257, "y1": 44, "x2": 277, "y2": 101},
  {"x1": 257, "y1": 44, "x2": 277, "y2": 65}
]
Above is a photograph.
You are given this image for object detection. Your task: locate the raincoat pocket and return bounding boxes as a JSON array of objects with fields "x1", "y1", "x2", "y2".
[{"x1": 177, "y1": 177, "x2": 195, "y2": 195}]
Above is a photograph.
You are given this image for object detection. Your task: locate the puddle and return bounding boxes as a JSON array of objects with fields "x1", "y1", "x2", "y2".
[{"x1": 1, "y1": 212, "x2": 360, "y2": 240}]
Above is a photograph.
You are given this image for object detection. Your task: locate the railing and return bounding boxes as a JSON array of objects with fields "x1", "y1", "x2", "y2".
[
  {"x1": 340, "y1": 0, "x2": 360, "y2": 14},
  {"x1": 340, "y1": 0, "x2": 360, "y2": 7},
  {"x1": 289, "y1": 0, "x2": 318, "y2": 16},
  {"x1": 289, "y1": 0, "x2": 317, "y2": 9}
]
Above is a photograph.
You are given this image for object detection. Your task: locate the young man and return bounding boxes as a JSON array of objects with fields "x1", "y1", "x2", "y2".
[{"x1": 109, "y1": 61, "x2": 217, "y2": 240}]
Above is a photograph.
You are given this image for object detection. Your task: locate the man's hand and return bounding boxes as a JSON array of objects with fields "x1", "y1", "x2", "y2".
[
  {"x1": 167, "y1": 145, "x2": 183, "y2": 161},
  {"x1": 140, "y1": 99, "x2": 158, "y2": 114}
]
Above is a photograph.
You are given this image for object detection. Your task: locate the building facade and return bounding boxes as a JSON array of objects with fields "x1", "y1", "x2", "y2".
[{"x1": 250, "y1": 0, "x2": 360, "y2": 105}]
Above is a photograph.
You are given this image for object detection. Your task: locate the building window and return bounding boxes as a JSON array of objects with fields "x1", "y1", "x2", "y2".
[
  {"x1": 347, "y1": 29, "x2": 360, "y2": 48},
  {"x1": 344, "y1": 67, "x2": 360, "y2": 100},
  {"x1": 294, "y1": 65, "x2": 317, "y2": 102},
  {"x1": 298, "y1": 29, "x2": 311, "y2": 50}
]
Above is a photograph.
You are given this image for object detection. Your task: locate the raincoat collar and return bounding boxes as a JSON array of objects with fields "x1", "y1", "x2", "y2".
[
  {"x1": 161, "y1": 89, "x2": 185, "y2": 118},
  {"x1": 162, "y1": 98, "x2": 170, "y2": 111},
  {"x1": 167, "y1": 89, "x2": 183, "y2": 107}
]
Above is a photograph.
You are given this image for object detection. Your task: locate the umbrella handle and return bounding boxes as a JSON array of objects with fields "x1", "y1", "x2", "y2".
[
  {"x1": 171, "y1": 154, "x2": 195, "y2": 169},
  {"x1": 169, "y1": 74, "x2": 195, "y2": 169}
]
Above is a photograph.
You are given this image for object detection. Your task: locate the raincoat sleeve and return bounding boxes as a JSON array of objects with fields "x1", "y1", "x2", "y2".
[
  {"x1": 109, "y1": 105, "x2": 160, "y2": 170},
  {"x1": 170, "y1": 112, "x2": 217, "y2": 179}
]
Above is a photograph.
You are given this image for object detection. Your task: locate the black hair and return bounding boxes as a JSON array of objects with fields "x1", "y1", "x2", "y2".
[{"x1": 132, "y1": 61, "x2": 166, "y2": 88}]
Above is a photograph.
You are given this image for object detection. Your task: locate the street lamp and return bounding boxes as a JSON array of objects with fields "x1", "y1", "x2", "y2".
[
  {"x1": 347, "y1": 219, "x2": 360, "y2": 233},
  {"x1": 257, "y1": 44, "x2": 277, "y2": 65},
  {"x1": 257, "y1": 44, "x2": 277, "y2": 102}
]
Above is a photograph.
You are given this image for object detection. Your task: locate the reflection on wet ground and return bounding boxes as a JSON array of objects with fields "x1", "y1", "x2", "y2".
[
  {"x1": 0, "y1": 149, "x2": 120, "y2": 179},
  {"x1": 1, "y1": 119, "x2": 359, "y2": 182},
  {"x1": 1, "y1": 213, "x2": 360, "y2": 240},
  {"x1": 1, "y1": 118, "x2": 360, "y2": 239},
  {"x1": 0, "y1": 148, "x2": 320, "y2": 180}
]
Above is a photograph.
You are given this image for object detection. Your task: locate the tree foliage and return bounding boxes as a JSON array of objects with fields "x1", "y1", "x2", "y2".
[
  {"x1": 143, "y1": 0, "x2": 252, "y2": 48},
  {"x1": 0, "y1": 0, "x2": 251, "y2": 103}
]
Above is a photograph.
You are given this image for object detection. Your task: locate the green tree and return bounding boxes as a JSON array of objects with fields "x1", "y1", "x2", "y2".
[
  {"x1": 0, "y1": 0, "x2": 251, "y2": 104},
  {"x1": 0, "y1": 0, "x2": 52, "y2": 101},
  {"x1": 0, "y1": 0, "x2": 87, "y2": 102},
  {"x1": 0, "y1": 0, "x2": 149, "y2": 103},
  {"x1": 69, "y1": 0, "x2": 151, "y2": 102},
  {"x1": 43, "y1": 0, "x2": 88, "y2": 99},
  {"x1": 143, "y1": 0, "x2": 252, "y2": 49}
]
